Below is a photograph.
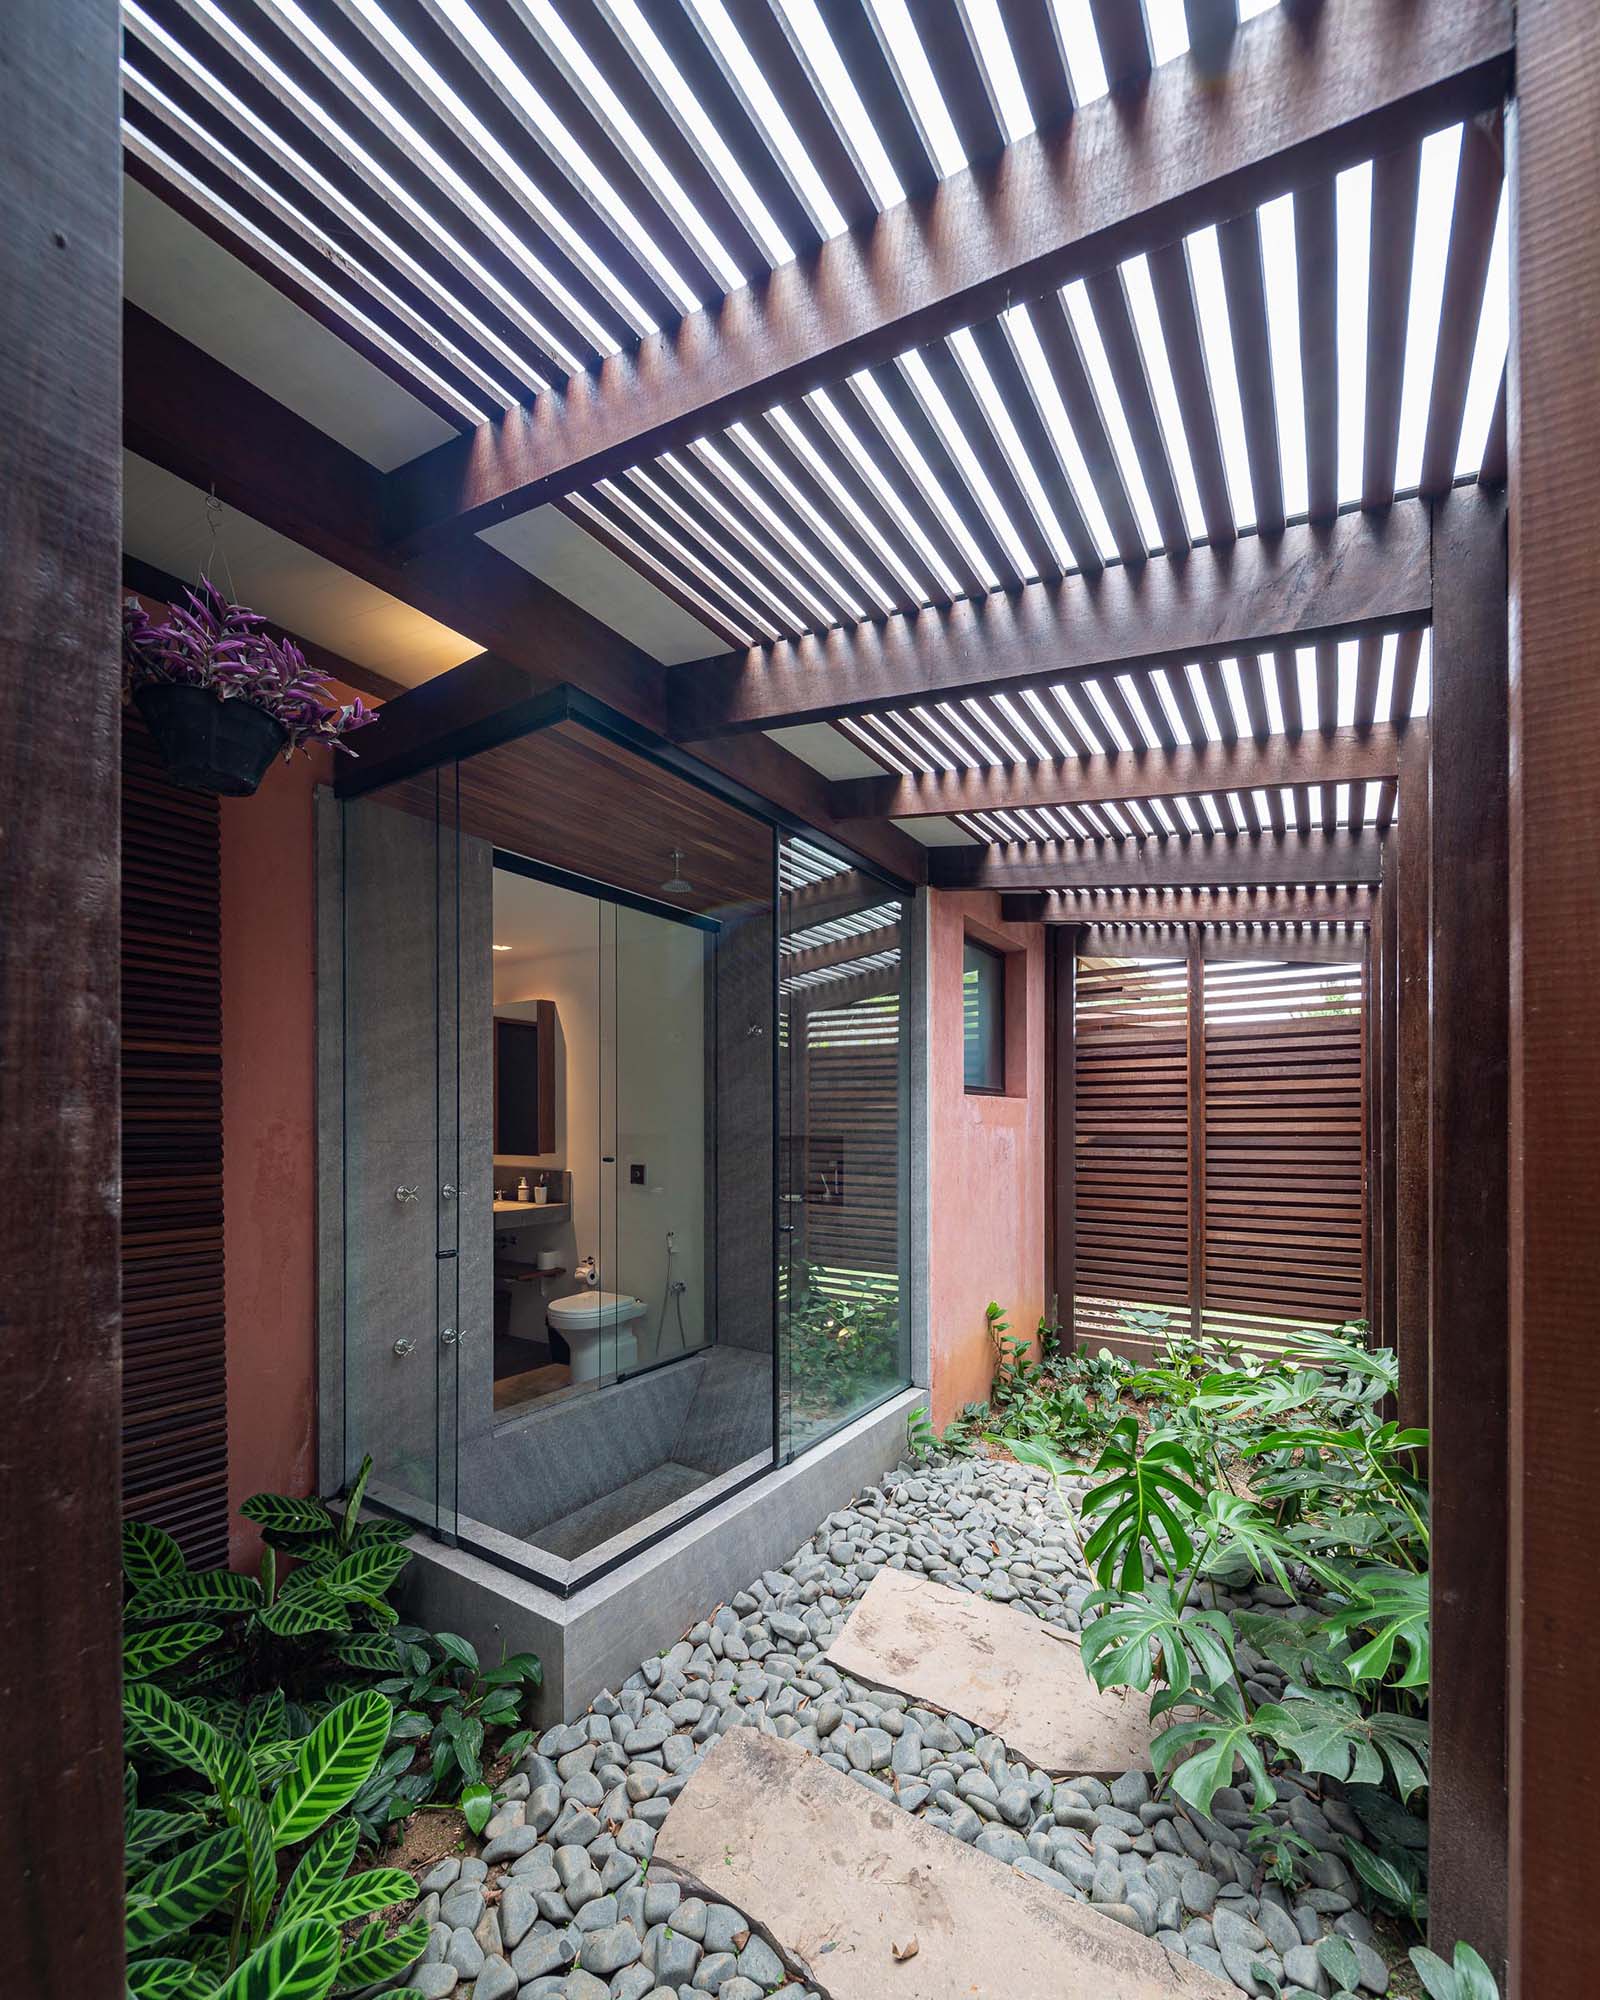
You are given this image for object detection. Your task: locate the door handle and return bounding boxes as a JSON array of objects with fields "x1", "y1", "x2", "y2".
[
  {"x1": 394, "y1": 1185, "x2": 419, "y2": 1204},
  {"x1": 393, "y1": 1337, "x2": 416, "y2": 1357}
]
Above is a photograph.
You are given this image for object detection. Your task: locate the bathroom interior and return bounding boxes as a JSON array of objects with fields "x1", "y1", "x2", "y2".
[{"x1": 321, "y1": 705, "x2": 914, "y2": 1592}]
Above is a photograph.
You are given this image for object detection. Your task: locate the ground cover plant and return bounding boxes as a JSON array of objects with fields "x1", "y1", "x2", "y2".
[{"x1": 121, "y1": 1457, "x2": 542, "y2": 1998}]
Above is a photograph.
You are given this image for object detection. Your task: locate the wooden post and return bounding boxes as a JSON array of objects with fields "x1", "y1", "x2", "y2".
[
  {"x1": 1186, "y1": 933, "x2": 1206, "y2": 1339},
  {"x1": 1045, "y1": 927, "x2": 1078, "y2": 1347},
  {"x1": 1505, "y1": 9, "x2": 1600, "y2": 1993},
  {"x1": 0, "y1": 3, "x2": 124, "y2": 1994},
  {"x1": 1378, "y1": 878, "x2": 1399, "y2": 1348},
  {"x1": 1394, "y1": 723, "x2": 1431, "y2": 1431},
  {"x1": 1427, "y1": 490, "x2": 1509, "y2": 1970}
]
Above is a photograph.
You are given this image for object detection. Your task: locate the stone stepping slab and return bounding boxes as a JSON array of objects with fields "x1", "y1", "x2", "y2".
[
  {"x1": 655, "y1": 1729, "x2": 1234, "y2": 2000},
  {"x1": 824, "y1": 1566, "x2": 1165, "y2": 1776}
]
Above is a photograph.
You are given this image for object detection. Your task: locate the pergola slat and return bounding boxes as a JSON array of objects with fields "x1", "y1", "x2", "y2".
[
  {"x1": 601, "y1": 460, "x2": 792, "y2": 632},
  {"x1": 869, "y1": 356, "x2": 1023, "y2": 592},
  {"x1": 929, "y1": 828, "x2": 1384, "y2": 891},
  {"x1": 1217, "y1": 208, "x2": 1286, "y2": 536},
  {"x1": 1388, "y1": 625, "x2": 1424, "y2": 725},
  {"x1": 918, "y1": 337, "x2": 1063, "y2": 584},
  {"x1": 995, "y1": 0, "x2": 1077, "y2": 133},
  {"x1": 1294, "y1": 178, "x2": 1340, "y2": 523},
  {"x1": 382, "y1": 0, "x2": 1514, "y2": 542},
  {"x1": 1145, "y1": 238, "x2": 1237, "y2": 546},
  {"x1": 1085, "y1": 266, "x2": 1191, "y2": 555},
  {"x1": 967, "y1": 316, "x2": 1105, "y2": 575},
  {"x1": 912, "y1": 2, "x2": 1009, "y2": 169},
  {"x1": 1362, "y1": 139, "x2": 1423, "y2": 508},
  {"x1": 1088, "y1": 0, "x2": 1153, "y2": 90},
  {"x1": 1024, "y1": 289, "x2": 1148, "y2": 566},
  {"x1": 809, "y1": 0, "x2": 942, "y2": 195},
  {"x1": 1420, "y1": 110, "x2": 1505, "y2": 495}
]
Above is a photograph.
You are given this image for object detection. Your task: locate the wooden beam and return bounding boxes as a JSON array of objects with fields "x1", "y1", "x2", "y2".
[
  {"x1": 1004, "y1": 885, "x2": 1374, "y2": 925},
  {"x1": 831, "y1": 723, "x2": 1404, "y2": 820},
  {"x1": 1078, "y1": 924, "x2": 1364, "y2": 965},
  {"x1": 931, "y1": 829, "x2": 1383, "y2": 892},
  {"x1": 780, "y1": 923, "x2": 901, "y2": 979},
  {"x1": 1393, "y1": 721, "x2": 1430, "y2": 1431},
  {"x1": 1506, "y1": 8, "x2": 1600, "y2": 1992},
  {"x1": 0, "y1": 4, "x2": 125, "y2": 1996},
  {"x1": 1045, "y1": 927, "x2": 1077, "y2": 1336},
  {"x1": 668, "y1": 505, "x2": 1432, "y2": 738},
  {"x1": 383, "y1": 0, "x2": 1513, "y2": 543},
  {"x1": 1186, "y1": 932, "x2": 1206, "y2": 1339},
  {"x1": 1378, "y1": 853, "x2": 1399, "y2": 1361},
  {"x1": 122, "y1": 307, "x2": 924, "y2": 883},
  {"x1": 1427, "y1": 491, "x2": 1508, "y2": 1971}
]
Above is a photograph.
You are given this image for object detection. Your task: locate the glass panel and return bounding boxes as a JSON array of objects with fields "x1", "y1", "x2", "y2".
[
  {"x1": 778, "y1": 838, "x2": 912, "y2": 1453},
  {"x1": 963, "y1": 939, "x2": 1005, "y2": 1090},
  {"x1": 340, "y1": 772, "x2": 458, "y2": 1540}
]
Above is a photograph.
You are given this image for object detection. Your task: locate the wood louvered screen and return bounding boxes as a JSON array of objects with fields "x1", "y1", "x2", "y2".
[
  {"x1": 801, "y1": 989, "x2": 900, "y2": 1279},
  {"x1": 1072, "y1": 950, "x2": 1366, "y2": 1356},
  {"x1": 1202, "y1": 959, "x2": 1366, "y2": 1342},
  {"x1": 121, "y1": 712, "x2": 229, "y2": 1565},
  {"x1": 1073, "y1": 958, "x2": 1191, "y2": 1347}
]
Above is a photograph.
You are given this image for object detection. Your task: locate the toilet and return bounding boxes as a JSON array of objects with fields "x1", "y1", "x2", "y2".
[{"x1": 544, "y1": 1289, "x2": 649, "y2": 1382}]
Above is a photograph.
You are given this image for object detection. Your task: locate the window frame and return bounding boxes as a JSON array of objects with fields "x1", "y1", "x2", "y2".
[{"x1": 962, "y1": 935, "x2": 1007, "y2": 1095}]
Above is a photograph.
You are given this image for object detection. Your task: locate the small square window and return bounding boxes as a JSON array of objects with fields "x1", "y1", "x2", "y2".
[{"x1": 963, "y1": 939, "x2": 1005, "y2": 1093}]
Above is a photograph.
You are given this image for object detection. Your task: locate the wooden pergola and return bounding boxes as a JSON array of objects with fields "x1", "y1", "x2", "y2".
[{"x1": 2, "y1": 1, "x2": 1594, "y2": 1993}]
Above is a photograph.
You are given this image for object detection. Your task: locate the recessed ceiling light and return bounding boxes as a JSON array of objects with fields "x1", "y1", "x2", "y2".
[{"x1": 492, "y1": 943, "x2": 513, "y2": 952}]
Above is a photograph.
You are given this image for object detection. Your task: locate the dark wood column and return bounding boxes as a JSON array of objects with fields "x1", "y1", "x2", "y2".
[
  {"x1": 1393, "y1": 722, "x2": 1431, "y2": 1431},
  {"x1": 0, "y1": 3, "x2": 125, "y2": 1995},
  {"x1": 1427, "y1": 490, "x2": 1509, "y2": 1969},
  {"x1": 1185, "y1": 933, "x2": 1206, "y2": 1341},
  {"x1": 1368, "y1": 884, "x2": 1392, "y2": 1352},
  {"x1": 1045, "y1": 927, "x2": 1078, "y2": 1343},
  {"x1": 1505, "y1": 5, "x2": 1600, "y2": 1992}
]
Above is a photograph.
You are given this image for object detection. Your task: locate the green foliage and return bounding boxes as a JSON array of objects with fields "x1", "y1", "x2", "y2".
[
  {"x1": 1409, "y1": 1942, "x2": 1501, "y2": 2000},
  {"x1": 1243, "y1": 1810, "x2": 1320, "y2": 1891},
  {"x1": 1077, "y1": 1417, "x2": 1209, "y2": 1592},
  {"x1": 123, "y1": 1683, "x2": 420, "y2": 1993},
  {"x1": 1344, "y1": 1835, "x2": 1429, "y2": 1927},
  {"x1": 1005, "y1": 1308, "x2": 1438, "y2": 1858},
  {"x1": 784, "y1": 1264, "x2": 902, "y2": 1421},
  {"x1": 124, "y1": 1459, "x2": 544, "y2": 1992}
]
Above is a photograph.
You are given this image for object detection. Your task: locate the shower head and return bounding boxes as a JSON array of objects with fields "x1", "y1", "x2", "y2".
[{"x1": 660, "y1": 848, "x2": 692, "y2": 894}]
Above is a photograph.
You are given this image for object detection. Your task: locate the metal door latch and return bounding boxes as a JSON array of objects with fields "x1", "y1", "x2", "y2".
[
  {"x1": 393, "y1": 1337, "x2": 416, "y2": 1357},
  {"x1": 394, "y1": 1185, "x2": 419, "y2": 1203}
]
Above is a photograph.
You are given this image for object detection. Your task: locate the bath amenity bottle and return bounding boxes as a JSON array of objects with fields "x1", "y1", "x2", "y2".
[{"x1": 516, "y1": 1174, "x2": 531, "y2": 1202}]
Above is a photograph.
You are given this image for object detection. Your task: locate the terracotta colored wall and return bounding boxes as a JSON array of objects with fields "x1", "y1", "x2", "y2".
[
  {"x1": 926, "y1": 891, "x2": 1047, "y2": 1427},
  {"x1": 219, "y1": 745, "x2": 332, "y2": 1564}
]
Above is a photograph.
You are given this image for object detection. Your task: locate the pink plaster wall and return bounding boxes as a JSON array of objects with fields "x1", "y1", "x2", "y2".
[
  {"x1": 926, "y1": 891, "x2": 1047, "y2": 1427},
  {"x1": 219, "y1": 745, "x2": 332, "y2": 1565}
]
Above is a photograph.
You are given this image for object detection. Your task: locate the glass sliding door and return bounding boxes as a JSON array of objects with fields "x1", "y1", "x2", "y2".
[{"x1": 777, "y1": 837, "x2": 912, "y2": 1453}]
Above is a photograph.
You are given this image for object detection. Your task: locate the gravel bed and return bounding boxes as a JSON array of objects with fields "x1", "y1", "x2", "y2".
[{"x1": 388, "y1": 1455, "x2": 1391, "y2": 2000}]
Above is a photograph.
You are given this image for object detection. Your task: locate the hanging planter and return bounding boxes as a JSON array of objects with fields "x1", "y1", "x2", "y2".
[{"x1": 123, "y1": 579, "x2": 374, "y2": 797}]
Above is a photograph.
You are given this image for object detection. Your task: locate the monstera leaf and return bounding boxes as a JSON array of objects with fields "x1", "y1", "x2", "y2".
[
  {"x1": 1078, "y1": 1417, "x2": 1208, "y2": 1591},
  {"x1": 1078, "y1": 1589, "x2": 1236, "y2": 1701},
  {"x1": 268, "y1": 1692, "x2": 392, "y2": 1848},
  {"x1": 1149, "y1": 1685, "x2": 1276, "y2": 1818},
  {"x1": 1257, "y1": 1687, "x2": 1430, "y2": 1798},
  {"x1": 1320, "y1": 1564, "x2": 1430, "y2": 1691}
]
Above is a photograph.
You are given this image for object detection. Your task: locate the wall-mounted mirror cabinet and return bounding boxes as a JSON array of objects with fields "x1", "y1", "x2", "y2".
[{"x1": 494, "y1": 1002, "x2": 556, "y2": 1156}]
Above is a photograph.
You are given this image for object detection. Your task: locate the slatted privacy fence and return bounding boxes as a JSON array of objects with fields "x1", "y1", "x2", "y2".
[
  {"x1": 120, "y1": 712, "x2": 229, "y2": 1565},
  {"x1": 1073, "y1": 948, "x2": 1366, "y2": 1357}
]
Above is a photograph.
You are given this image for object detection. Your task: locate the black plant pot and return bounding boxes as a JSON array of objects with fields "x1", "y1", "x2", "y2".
[{"x1": 134, "y1": 682, "x2": 288, "y2": 796}]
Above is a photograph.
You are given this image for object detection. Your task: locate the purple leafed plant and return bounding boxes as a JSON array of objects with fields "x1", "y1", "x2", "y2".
[{"x1": 122, "y1": 580, "x2": 376, "y2": 755}]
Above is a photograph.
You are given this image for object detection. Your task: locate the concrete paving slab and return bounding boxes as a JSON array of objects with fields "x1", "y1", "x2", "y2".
[
  {"x1": 824, "y1": 1566, "x2": 1164, "y2": 1775},
  {"x1": 656, "y1": 1730, "x2": 1233, "y2": 2000}
]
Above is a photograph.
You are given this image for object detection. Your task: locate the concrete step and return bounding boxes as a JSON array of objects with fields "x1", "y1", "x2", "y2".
[
  {"x1": 825, "y1": 1566, "x2": 1164, "y2": 1775},
  {"x1": 655, "y1": 1729, "x2": 1234, "y2": 1999}
]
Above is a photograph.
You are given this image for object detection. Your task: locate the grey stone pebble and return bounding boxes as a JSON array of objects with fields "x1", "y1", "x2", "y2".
[
  {"x1": 445, "y1": 1927, "x2": 484, "y2": 1978},
  {"x1": 407, "y1": 1968, "x2": 458, "y2": 1997},
  {"x1": 439, "y1": 1885, "x2": 485, "y2": 1931}
]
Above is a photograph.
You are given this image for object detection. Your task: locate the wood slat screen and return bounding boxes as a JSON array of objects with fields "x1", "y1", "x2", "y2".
[
  {"x1": 1202, "y1": 958, "x2": 1366, "y2": 1344},
  {"x1": 1073, "y1": 958, "x2": 1191, "y2": 1347},
  {"x1": 1072, "y1": 950, "x2": 1366, "y2": 1356},
  {"x1": 121, "y1": 712, "x2": 229, "y2": 1564},
  {"x1": 800, "y1": 989, "x2": 901, "y2": 1280}
]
